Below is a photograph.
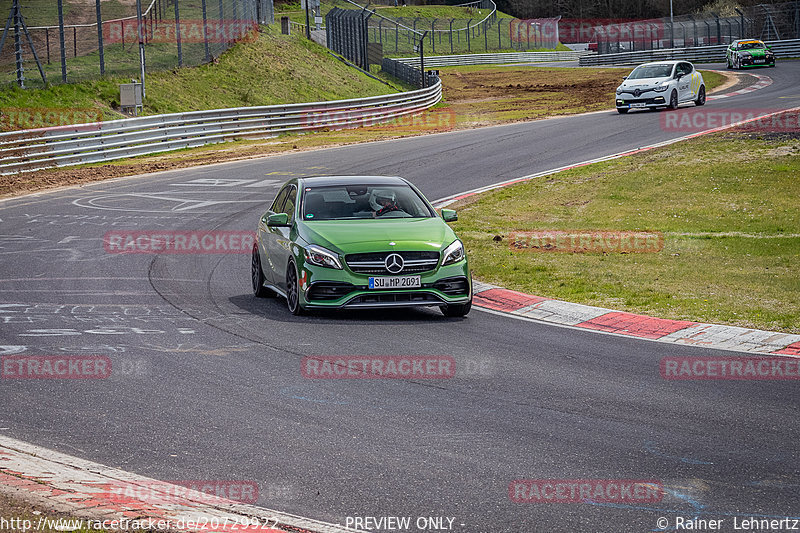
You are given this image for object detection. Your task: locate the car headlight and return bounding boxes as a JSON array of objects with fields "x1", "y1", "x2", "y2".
[
  {"x1": 304, "y1": 245, "x2": 342, "y2": 269},
  {"x1": 441, "y1": 239, "x2": 465, "y2": 266},
  {"x1": 616, "y1": 87, "x2": 623, "y2": 95},
  {"x1": 654, "y1": 84, "x2": 668, "y2": 92}
]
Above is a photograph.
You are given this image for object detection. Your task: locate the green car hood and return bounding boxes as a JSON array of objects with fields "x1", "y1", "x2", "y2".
[
  {"x1": 299, "y1": 217, "x2": 456, "y2": 254},
  {"x1": 743, "y1": 48, "x2": 768, "y2": 57}
]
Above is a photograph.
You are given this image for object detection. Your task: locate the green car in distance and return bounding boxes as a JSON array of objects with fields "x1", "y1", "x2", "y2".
[
  {"x1": 251, "y1": 176, "x2": 472, "y2": 317},
  {"x1": 726, "y1": 39, "x2": 776, "y2": 69}
]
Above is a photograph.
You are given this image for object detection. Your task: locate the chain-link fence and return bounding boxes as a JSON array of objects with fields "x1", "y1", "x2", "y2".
[
  {"x1": 589, "y1": 1, "x2": 800, "y2": 54},
  {"x1": 324, "y1": 0, "x2": 561, "y2": 87},
  {"x1": 0, "y1": 0, "x2": 274, "y2": 88}
]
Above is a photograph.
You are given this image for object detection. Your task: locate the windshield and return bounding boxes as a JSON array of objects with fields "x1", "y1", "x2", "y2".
[
  {"x1": 739, "y1": 41, "x2": 766, "y2": 50},
  {"x1": 627, "y1": 64, "x2": 673, "y2": 79},
  {"x1": 301, "y1": 184, "x2": 435, "y2": 221}
]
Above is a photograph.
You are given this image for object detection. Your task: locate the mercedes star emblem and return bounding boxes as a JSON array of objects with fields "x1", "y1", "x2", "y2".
[{"x1": 385, "y1": 253, "x2": 404, "y2": 274}]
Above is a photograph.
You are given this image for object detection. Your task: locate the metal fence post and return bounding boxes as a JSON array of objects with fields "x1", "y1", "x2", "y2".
[
  {"x1": 498, "y1": 17, "x2": 502, "y2": 49},
  {"x1": 449, "y1": 18, "x2": 453, "y2": 53},
  {"x1": 202, "y1": 0, "x2": 209, "y2": 61},
  {"x1": 58, "y1": 0, "x2": 67, "y2": 83},
  {"x1": 431, "y1": 19, "x2": 434, "y2": 54},
  {"x1": 175, "y1": 0, "x2": 182, "y2": 66},
  {"x1": 466, "y1": 18, "x2": 471, "y2": 51},
  {"x1": 95, "y1": 0, "x2": 105, "y2": 75},
  {"x1": 483, "y1": 19, "x2": 487, "y2": 50}
]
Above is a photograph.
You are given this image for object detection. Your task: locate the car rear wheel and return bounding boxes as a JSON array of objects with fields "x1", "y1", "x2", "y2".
[
  {"x1": 252, "y1": 245, "x2": 275, "y2": 298},
  {"x1": 695, "y1": 85, "x2": 706, "y2": 106},
  {"x1": 617, "y1": 108, "x2": 629, "y2": 114},
  {"x1": 286, "y1": 260, "x2": 305, "y2": 316},
  {"x1": 442, "y1": 300, "x2": 472, "y2": 317},
  {"x1": 667, "y1": 90, "x2": 679, "y2": 110}
]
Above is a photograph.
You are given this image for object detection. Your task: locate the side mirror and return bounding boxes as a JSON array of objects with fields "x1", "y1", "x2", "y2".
[
  {"x1": 441, "y1": 209, "x2": 458, "y2": 222},
  {"x1": 267, "y1": 213, "x2": 290, "y2": 227},
  {"x1": 622, "y1": 76, "x2": 628, "y2": 80}
]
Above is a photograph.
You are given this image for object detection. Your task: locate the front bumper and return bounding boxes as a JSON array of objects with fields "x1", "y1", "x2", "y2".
[
  {"x1": 738, "y1": 57, "x2": 775, "y2": 67},
  {"x1": 616, "y1": 95, "x2": 667, "y2": 109},
  {"x1": 298, "y1": 262, "x2": 472, "y2": 310}
]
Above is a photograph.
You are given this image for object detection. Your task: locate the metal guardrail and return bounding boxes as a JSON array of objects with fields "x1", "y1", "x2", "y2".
[
  {"x1": 579, "y1": 38, "x2": 800, "y2": 66},
  {"x1": 0, "y1": 78, "x2": 442, "y2": 175},
  {"x1": 397, "y1": 50, "x2": 590, "y2": 67}
]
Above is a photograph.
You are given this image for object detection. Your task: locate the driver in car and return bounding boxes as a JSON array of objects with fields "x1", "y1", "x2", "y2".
[{"x1": 370, "y1": 189, "x2": 401, "y2": 217}]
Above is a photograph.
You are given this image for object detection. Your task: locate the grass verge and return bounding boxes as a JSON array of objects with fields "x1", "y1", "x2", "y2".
[{"x1": 450, "y1": 130, "x2": 800, "y2": 333}]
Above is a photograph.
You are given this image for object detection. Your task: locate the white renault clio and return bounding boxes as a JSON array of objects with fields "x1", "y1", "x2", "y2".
[{"x1": 615, "y1": 60, "x2": 705, "y2": 114}]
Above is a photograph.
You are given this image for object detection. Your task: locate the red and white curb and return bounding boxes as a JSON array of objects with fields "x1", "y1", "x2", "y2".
[
  {"x1": 0, "y1": 435, "x2": 363, "y2": 533},
  {"x1": 708, "y1": 72, "x2": 772, "y2": 100},
  {"x1": 471, "y1": 281, "x2": 800, "y2": 355}
]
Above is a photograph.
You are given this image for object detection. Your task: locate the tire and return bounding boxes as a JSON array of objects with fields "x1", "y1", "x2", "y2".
[
  {"x1": 695, "y1": 85, "x2": 706, "y2": 107},
  {"x1": 617, "y1": 108, "x2": 629, "y2": 114},
  {"x1": 442, "y1": 299, "x2": 472, "y2": 317},
  {"x1": 285, "y1": 260, "x2": 305, "y2": 316},
  {"x1": 667, "y1": 90, "x2": 679, "y2": 110},
  {"x1": 251, "y1": 244, "x2": 274, "y2": 298},
  {"x1": 726, "y1": 57, "x2": 731, "y2": 69}
]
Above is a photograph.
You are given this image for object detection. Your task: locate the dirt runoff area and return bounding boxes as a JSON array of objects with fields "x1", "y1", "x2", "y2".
[{"x1": 2, "y1": 66, "x2": 735, "y2": 199}]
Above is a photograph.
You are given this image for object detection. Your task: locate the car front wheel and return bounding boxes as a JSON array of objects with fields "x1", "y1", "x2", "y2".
[
  {"x1": 695, "y1": 85, "x2": 706, "y2": 106},
  {"x1": 286, "y1": 260, "x2": 305, "y2": 316},
  {"x1": 667, "y1": 90, "x2": 679, "y2": 110}
]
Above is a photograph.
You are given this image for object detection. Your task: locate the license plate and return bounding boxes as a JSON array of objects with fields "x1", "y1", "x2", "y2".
[
  {"x1": 754, "y1": 59, "x2": 765, "y2": 63},
  {"x1": 369, "y1": 276, "x2": 421, "y2": 289},
  {"x1": 630, "y1": 102, "x2": 647, "y2": 108}
]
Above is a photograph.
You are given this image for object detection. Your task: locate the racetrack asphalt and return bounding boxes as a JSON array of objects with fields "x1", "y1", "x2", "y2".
[{"x1": 1, "y1": 61, "x2": 798, "y2": 532}]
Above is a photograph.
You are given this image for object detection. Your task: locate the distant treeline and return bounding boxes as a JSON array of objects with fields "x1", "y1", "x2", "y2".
[{"x1": 493, "y1": 0, "x2": 763, "y2": 19}]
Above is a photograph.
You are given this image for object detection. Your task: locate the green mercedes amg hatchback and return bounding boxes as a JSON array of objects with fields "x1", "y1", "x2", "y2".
[{"x1": 251, "y1": 176, "x2": 472, "y2": 316}]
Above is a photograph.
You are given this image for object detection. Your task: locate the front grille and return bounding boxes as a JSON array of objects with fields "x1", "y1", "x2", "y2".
[
  {"x1": 307, "y1": 282, "x2": 356, "y2": 301},
  {"x1": 619, "y1": 97, "x2": 664, "y2": 105},
  {"x1": 345, "y1": 292, "x2": 441, "y2": 306},
  {"x1": 345, "y1": 251, "x2": 440, "y2": 275}
]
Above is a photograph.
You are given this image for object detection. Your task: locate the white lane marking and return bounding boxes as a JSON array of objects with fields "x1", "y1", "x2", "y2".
[
  {"x1": 244, "y1": 179, "x2": 280, "y2": 187},
  {"x1": 173, "y1": 178, "x2": 257, "y2": 187},
  {"x1": 72, "y1": 193, "x2": 263, "y2": 212}
]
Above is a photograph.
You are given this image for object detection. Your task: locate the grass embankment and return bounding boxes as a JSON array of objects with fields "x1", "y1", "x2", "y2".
[
  {"x1": 277, "y1": 3, "x2": 514, "y2": 24},
  {"x1": 451, "y1": 131, "x2": 800, "y2": 333},
  {"x1": 0, "y1": 26, "x2": 398, "y2": 128},
  {"x1": 437, "y1": 66, "x2": 725, "y2": 126}
]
